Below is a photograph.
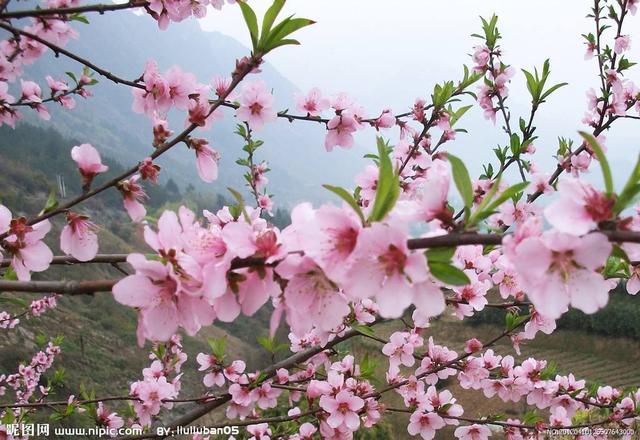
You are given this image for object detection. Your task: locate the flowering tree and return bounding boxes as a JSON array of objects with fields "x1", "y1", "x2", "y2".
[{"x1": 1, "y1": 0, "x2": 640, "y2": 439}]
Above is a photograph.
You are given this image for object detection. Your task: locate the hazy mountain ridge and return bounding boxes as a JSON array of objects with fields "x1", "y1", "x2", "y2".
[{"x1": 20, "y1": 10, "x2": 365, "y2": 207}]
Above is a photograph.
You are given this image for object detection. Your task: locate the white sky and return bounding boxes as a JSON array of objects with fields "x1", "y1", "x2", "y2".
[{"x1": 200, "y1": 1, "x2": 640, "y2": 183}]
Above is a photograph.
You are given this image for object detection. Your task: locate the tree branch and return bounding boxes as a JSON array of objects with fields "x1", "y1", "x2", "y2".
[{"x1": 0, "y1": 1, "x2": 146, "y2": 19}]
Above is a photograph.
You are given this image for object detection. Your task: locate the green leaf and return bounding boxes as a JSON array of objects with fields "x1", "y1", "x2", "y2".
[
  {"x1": 69, "y1": 13, "x2": 89, "y2": 24},
  {"x1": 359, "y1": 353, "x2": 376, "y2": 380},
  {"x1": 260, "y1": 0, "x2": 286, "y2": 46},
  {"x1": 614, "y1": 154, "x2": 640, "y2": 213},
  {"x1": 38, "y1": 189, "x2": 59, "y2": 216},
  {"x1": 523, "y1": 411, "x2": 543, "y2": 425},
  {"x1": 428, "y1": 261, "x2": 470, "y2": 286},
  {"x1": 447, "y1": 153, "x2": 473, "y2": 212},
  {"x1": 540, "y1": 360, "x2": 557, "y2": 380},
  {"x1": 227, "y1": 187, "x2": 250, "y2": 223},
  {"x1": 207, "y1": 337, "x2": 226, "y2": 360},
  {"x1": 323, "y1": 184, "x2": 365, "y2": 224},
  {"x1": 2, "y1": 266, "x2": 18, "y2": 281},
  {"x1": 505, "y1": 312, "x2": 530, "y2": 332},
  {"x1": 352, "y1": 324, "x2": 376, "y2": 338},
  {"x1": 579, "y1": 131, "x2": 613, "y2": 196},
  {"x1": 425, "y1": 247, "x2": 456, "y2": 263},
  {"x1": 368, "y1": 138, "x2": 400, "y2": 222},
  {"x1": 469, "y1": 181, "x2": 529, "y2": 225},
  {"x1": 263, "y1": 17, "x2": 314, "y2": 52},
  {"x1": 65, "y1": 71, "x2": 78, "y2": 85},
  {"x1": 237, "y1": 1, "x2": 259, "y2": 51},
  {"x1": 0, "y1": 296, "x2": 28, "y2": 307},
  {"x1": 539, "y1": 82, "x2": 568, "y2": 102}
]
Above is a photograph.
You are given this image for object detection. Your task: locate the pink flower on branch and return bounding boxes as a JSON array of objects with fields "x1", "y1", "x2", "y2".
[
  {"x1": 236, "y1": 80, "x2": 277, "y2": 131},
  {"x1": 296, "y1": 87, "x2": 330, "y2": 116},
  {"x1": 71, "y1": 143, "x2": 108, "y2": 189},
  {"x1": 512, "y1": 231, "x2": 612, "y2": 319},
  {"x1": 118, "y1": 175, "x2": 147, "y2": 222},
  {"x1": 60, "y1": 212, "x2": 98, "y2": 262},
  {"x1": 0, "y1": 207, "x2": 53, "y2": 281},
  {"x1": 319, "y1": 389, "x2": 364, "y2": 431}
]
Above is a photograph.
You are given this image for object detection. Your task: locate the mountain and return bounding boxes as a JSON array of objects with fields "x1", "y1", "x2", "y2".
[{"x1": 20, "y1": 9, "x2": 367, "y2": 207}]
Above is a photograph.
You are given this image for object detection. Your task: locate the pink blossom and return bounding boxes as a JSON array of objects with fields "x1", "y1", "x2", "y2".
[
  {"x1": 247, "y1": 423, "x2": 271, "y2": 440},
  {"x1": 118, "y1": 175, "x2": 147, "y2": 222},
  {"x1": 512, "y1": 231, "x2": 612, "y2": 319},
  {"x1": 257, "y1": 194, "x2": 273, "y2": 216},
  {"x1": 614, "y1": 35, "x2": 631, "y2": 54},
  {"x1": 472, "y1": 45, "x2": 491, "y2": 72},
  {"x1": 382, "y1": 331, "x2": 421, "y2": 374},
  {"x1": 407, "y1": 411, "x2": 445, "y2": 440},
  {"x1": 544, "y1": 178, "x2": 613, "y2": 235},
  {"x1": 96, "y1": 402, "x2": 124, "y2": 432},
  {"x1": 212, "y1": 75, "x2": 231, "y2": 96},
  {"x1": 627, "y1": 265, "x2": 640, "y2": 295},
  {"x1": 152, "y1": 113, "x2": 173, "y2": 147},
  {"x1": 375, "y1": 108, "x2": 396, "y2": 129},
  {"x1": 275, "y1": 254, "x2": 350, "y2": 336},
  {"x1": 414, "y1": 159, "x2": 450, "y2": 222},
  {"x1": 343, "y1": 222, "x2": 430, "y2": 318},
  {"x1": 296, "y1": 87, "x2": 330, "y2": 116},
  {"x1": 132, "y1": 60, "x2": 170, "y2": 115},
  {"x1": 130, "y1": 376, "x2": 177, "y2": 426},
  {"x1": 250, "y1": 382, "x2": 281, "y2": 410},
  {"x1": 139, "y1": 158, "x2": 161, "y2": 184},
  {"x1": 236, "y1": 80, "x2": 277, "y2": 130},
  {"x1": 189, "y1": 138, "x2": 219, "y2": 182},
  {"x1": 319, "y1": 389, "x2": 364, "y2": 430},
  {"x1": 1, "y1": 214, "x2": 53, "y2": 281},
  {"x1": 71, "y1": 143, "x2": 108, "y2": 188},
  {"x1": 324, "y1": 112, "x2": 358, "y2": 151},
  {"x1": 112, "y1": 253, "x2": 215, "y2": 344},
  {"x1": 0, "y1": 82, "x2": 18, "y2": 127},
  {"x1": 454, "y1": 424, "x2": 492, "y2": 440},
  {"x1": 164, "y1": 66, "x2": 197, "y2": 111},
  {"x1": 286, "y1": 203, "x2": 361, "y2": 282},
  {"x1": 60, "y1": 212, "x2": 98, "y2": 261}
]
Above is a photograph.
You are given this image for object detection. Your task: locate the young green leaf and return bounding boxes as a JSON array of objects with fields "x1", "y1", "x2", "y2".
[
  {"x1": 428, "y1": 261, "x2": 470, "y2": 286},
  {"x1": 39, "y1": 189, "x2": 59, "y2": 216},
  {"x1": 614, "y1": 154, "x2": 640, "y2": 213},
  {"x1": 323, "y1": 184, "x2": 365, "y2": 224},
  {"x1": 368, "y1": 138, "x2": 400, "y2": 222},
  {"x1": 352, "y1": 324, "x2": 376, "y2": 338},
  {"x1": 469, "y1": 181, "x2": 529, "y2": 225},
  {"x1": 425, "y1": 247, "x2": 456, "y2": 264},
  {"x1": 260, "y1": 0, "x2": 286, "y2": 45},
  {"x1": 237, "y1": 1, "x2": 259, "y2": 50},
  {"x1": 579, "y1": 131, "x2": 613, "y2": 196},
  {"x1": 447, "y1": 153, "x2": 473, "y2": 212}
]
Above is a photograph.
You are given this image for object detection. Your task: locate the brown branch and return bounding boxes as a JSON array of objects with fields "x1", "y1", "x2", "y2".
[
  {"x1": 3, "y1": 230, "x2": 640, "y2": 295},
  {"x1": 0, "y1": 22, "x2": 144, "y2": 89},
  {"x1": 0, "y1": 279, "x2": 116, "y2": 294},
  {"x1": 0, "y1": 395, "x2": 220, "y2": 410},
  {"x1": 0, "y1": 1, "x2": 146, "y2": 19}
]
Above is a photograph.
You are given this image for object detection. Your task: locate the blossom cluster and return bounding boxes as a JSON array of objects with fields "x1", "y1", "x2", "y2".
[
  {"x1": 0, "y1": 341, "x2": 61, "y2": 405},
  {"x1": 128, "y1": 335, "x2": 185, "y2": 426}
]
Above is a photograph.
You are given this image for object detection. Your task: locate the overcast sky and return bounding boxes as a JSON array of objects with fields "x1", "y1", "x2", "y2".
[{"x1": 200, "y1": 1, "x2": 640, "y2": 184}]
